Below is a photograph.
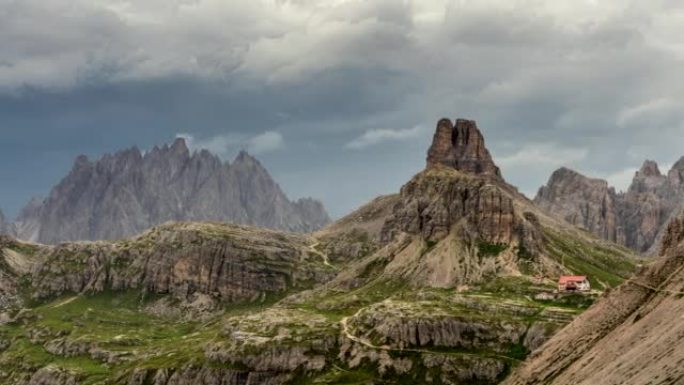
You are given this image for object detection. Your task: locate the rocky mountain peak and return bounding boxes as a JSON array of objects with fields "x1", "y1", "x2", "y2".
[
  {"x1": 543, "y1": 167, "x2": 609, "y2": 189},
  {"x1": 426, "y1": 118, "x2": 501, "y2": 178},
  {"x1": 234, "y1": 150, "x2": 259, "y2": 166},
  {"x1": 536, "y1": 157, "x2": 684, "y2": 253},
  {"x1": 534, "y1": 166, "x2": 619, "y2": 243},
  {"x1": 628, "y1": 160, "x2": 666, "y2": 195},
  {"x1": 73, "y1": 154, "x2": 91, "y2": 169},
  {"x1": 171, "y1": 137, "x2": 189, "y2": 152},
  {"x1": 13, "y1": 140, "x2": 330, "y2": 244},
  {"x1": 666, "y1": 156, "x2": 684, "y2": 186},
  {"x1": 638, "y1": 159, "x2": 661, "y2": 177}
]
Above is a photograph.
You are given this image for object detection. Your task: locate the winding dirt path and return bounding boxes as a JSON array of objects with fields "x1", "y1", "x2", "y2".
[
  {"x1": 51, "y1": 296, "x2": 79, "y2": 308},
  {"x1": 308, "y1": 242, "x2": 333, "y2": 268}
]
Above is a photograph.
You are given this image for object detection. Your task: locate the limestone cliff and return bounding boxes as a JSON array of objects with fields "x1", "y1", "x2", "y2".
[{"x1": 27, "y1": 222, "x2": 331, "y2": 303}]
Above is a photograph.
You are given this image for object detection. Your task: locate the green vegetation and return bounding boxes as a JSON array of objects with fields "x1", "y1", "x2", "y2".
[
  {"x1": 543, "y1": 229, "x2": 637, "y2": 289},
  {"x1": 477, "y1": 241, "x2": 508, "y2": 257},
  {"x1": 506, "y1": 343, "x2": 530, "y2": 361}
]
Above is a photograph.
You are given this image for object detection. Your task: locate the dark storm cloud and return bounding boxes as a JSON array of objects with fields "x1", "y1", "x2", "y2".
[{"x1": 1, "y1": 0, "x2": 684, "y2": 217}]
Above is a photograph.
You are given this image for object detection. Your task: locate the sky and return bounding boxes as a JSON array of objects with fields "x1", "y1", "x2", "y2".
[{"x1": 1, "y1": 0, "x2": 684, "y2": 219}]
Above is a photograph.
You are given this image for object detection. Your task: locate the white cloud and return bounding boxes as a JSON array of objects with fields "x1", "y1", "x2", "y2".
[
  {"x1": 617, "y1": 98, "x2": 683, "y2": 128},
  {"x1": 345, "y1": 125, "x2": 426, "y2": 149},
  {"x1": 176, "y1": 130, "x2": 283, "y2": 158},
  {"x1": 176, "y1": 132, "x2": 242, "y2": 158},
  {"x1": 498, "y1": 143, "x2": 588, "y2": 169},
  {"x1": 248, "y1": 131, "x2": 284, "y2": 154},
  {"x1": 602, "y1": 167, "x2": 638, "y2": 193}
]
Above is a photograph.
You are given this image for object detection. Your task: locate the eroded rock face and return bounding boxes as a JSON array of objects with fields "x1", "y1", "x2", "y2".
[
  {"x1": 29, "y1": 222, "x2": 328, "y2": 304},
  {"x1": 426, "y1": 118, "x2": 501, "y2": 179},
  {"x1": 381, "y1": 168, "x2": 516, "y2": 244},
  {"x1": 20, "y1": 367, "x2": 79, "y2": 385},
  {"x1": 14, "y1": 140, "x2": 330, "y2": 244},
  {"x1": 534, "y1": 168, "x2": 621, "y2": 243},
  {"x1": 127, "y1": 367, "x2": 291, "y2": 385},
  {"x1": 536, "y1": 158, "x2": 684, "y2": 253}
]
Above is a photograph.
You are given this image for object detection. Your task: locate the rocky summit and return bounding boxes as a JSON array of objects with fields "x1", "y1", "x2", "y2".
[
  {"x1": 535, "y1": 158, "x2": 684, "y2": 254},
  {"x1": 0, "y1": 118, "x2": 639, "y2": 385},
  {"x1": 427, "y1": 118, "x2": 502, "y2": 178},
  {"x1": 11, "y1": 139, "x2": 330, "y2": 244}
]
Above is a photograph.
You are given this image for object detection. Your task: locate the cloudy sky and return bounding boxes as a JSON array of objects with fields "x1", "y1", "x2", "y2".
[{"x1": 1, "y1": 0, "x2": 684, "y2": 219}]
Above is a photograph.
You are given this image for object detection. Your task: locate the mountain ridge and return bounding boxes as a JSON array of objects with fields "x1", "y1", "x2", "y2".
[
  {"x1": 10, "y1": 138, "x2": 330, "y2": 244},
  {"x1": 535, "y1": 158, "x2": 684, "y2": 254}
]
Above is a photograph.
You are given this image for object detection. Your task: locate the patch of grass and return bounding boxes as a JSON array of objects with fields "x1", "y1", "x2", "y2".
[
  {"x1": 506, "y1": 343, "x2": 530, "y2": 361},
  {"x1": 478, "y1": 241, "x2": 508, "y2": 257},
  {"x1": 543, "y1": 229, "x2": 637, "y2": 289},
  {"x1": 540, "y1": 293, "x2": 597, "y2": 309}
]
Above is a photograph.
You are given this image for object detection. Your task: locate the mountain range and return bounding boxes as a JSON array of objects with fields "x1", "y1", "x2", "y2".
[
  {"x1": 3, "y1": 138, "x2": 330, "y2": 244},
  {"x1": 535, "y1": 159, "x2": 684, "y2": 254},
  {"x1": 0, "y1": 117, "x2": 641, "y2": 385}
]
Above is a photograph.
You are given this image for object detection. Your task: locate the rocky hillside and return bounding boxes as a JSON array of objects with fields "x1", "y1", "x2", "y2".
[
  {"x1": 535, "y1": 159, "x2": 684, "y2": 254},
  {"x1": 0, "y1": 118, "x2": 639, "y2": 385},
  {"x1": 12, "y1": 139, "x2": 330, "y2": 244},
  {"x1": 504, "y1": 217, "x2": 684, "y2": 385}
]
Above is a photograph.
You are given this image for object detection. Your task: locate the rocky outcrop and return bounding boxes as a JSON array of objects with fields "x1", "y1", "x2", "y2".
[
  {"x1": 381, "y1": 168, "x2": 518, "y2": 244},
  {"x1": 20, "y1": 367, "x2": 79, "y2": 385},
  {"x1": 534, "y1": 168, "x2": 621, "y2": 243},
  {"x1": 384, "y1": 118, "x2": 526, "y2": 245},
  {"x1": 536, "y1": 158, "x2": 684, "y2": 253},
  {"x1": 28, "y1": 222, "x2": 329, "y2": 303},
  {"x1": 426, "y1": 118, "x2": 502, "y2": 179},
  {"x1": 127, "y1": 368, "x2": 291, "y2": 385},
  {"x1": 504, "y1": 217, "x2": 684, "y2": 385},
  {"x1": 14, "y1": 140, "x2": 330, "y2": 244}
]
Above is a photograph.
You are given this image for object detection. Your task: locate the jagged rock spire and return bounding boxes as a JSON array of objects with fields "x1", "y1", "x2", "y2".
[{"x1": 426, "y1": 118, "x2": 501, "y2": 178}]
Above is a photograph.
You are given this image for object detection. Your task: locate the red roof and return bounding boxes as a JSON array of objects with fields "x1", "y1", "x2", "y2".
[{"x1": 558, "y1": 276, "x2": 588, "y2": 284}]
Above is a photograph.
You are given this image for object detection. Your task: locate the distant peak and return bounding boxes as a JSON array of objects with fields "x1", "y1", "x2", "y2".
[
  {"x1": 543, "y1": 167, "x2": 608, "y2": 190},
  {"x1": 170, "y1": 137, "x2": 189, "y2": 155},
  {"x1": 638, "y1": 160, "x2": 661, "y2": 177},
  {"x1": 234, "y1": 150, "x2": 257, "y2": 163},
  {"x1": 671, "y1": 156, "x2": 684, "y2": 171},
  {"x1": 74, "y1": 154, "x2": 90, "y2": 168},
  {"x1": 552, "y1": 167, "x2": 581, "y2": 177},
  {"x1": 426, "y1": 118, "x2": 501, "y2": 178}
]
